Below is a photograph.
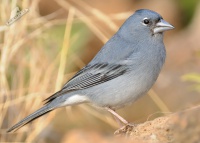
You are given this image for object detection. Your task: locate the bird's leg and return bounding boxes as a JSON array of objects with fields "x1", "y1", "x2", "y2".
[
  {"x1": 106, "y1": 107, "x2": 137, "y2": 135},
  {"x1": 113, "y1": 114, "x2": 124, "y2": 127},
  {"x1": 106, "y1": 107, "x2": 128, "y2": 125}
]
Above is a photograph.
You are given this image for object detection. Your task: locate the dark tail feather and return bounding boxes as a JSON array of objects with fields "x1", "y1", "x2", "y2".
[{"x1": 7, "y1": 105, "x2": 54, "y2": 132}]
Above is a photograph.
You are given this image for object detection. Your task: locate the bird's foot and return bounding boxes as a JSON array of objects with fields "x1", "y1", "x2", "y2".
[{"x1": 114, "y1": 123, "x2": 137, "y2": 135}]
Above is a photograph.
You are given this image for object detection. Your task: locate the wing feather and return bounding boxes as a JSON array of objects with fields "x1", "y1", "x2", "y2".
[{"x1": 44, "y1": 63, "x2": 127, "y2": 104}]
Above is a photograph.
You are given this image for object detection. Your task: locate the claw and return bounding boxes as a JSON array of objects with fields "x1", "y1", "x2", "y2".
[{"x1": 114, "y1": 123, "x2": 137, "y2": 135}]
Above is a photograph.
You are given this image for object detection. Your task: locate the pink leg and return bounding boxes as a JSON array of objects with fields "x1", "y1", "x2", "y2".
[
  {"x1": 106, "y1": 107, "x2": 128, "y2": 125},
  {"x1": 106, "y1": 108, "x2": 137, "y2": 134}
]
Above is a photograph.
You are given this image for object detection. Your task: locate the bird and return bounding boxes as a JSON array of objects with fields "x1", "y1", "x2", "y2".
[{"x1": 7, "y1": 9, "x2": 174, "y2": 132}]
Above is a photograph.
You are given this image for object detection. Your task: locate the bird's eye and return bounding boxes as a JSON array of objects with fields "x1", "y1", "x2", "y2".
[{"x1": 143, "y1": 19, "x2": 150, "y2": 25}]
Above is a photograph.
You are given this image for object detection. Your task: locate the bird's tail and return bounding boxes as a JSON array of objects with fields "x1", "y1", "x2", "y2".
[{"x1": 7, "y1": 105, "x2": 54, "y2": 132}]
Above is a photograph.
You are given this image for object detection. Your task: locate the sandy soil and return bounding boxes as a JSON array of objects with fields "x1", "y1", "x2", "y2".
[{"x1": 114, "y1": 106, "x2": 200, "y2": 143}]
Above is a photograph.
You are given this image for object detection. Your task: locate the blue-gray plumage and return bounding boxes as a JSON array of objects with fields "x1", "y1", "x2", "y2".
[{"x1": 7, "y1": 9, "x2": 174, "y2": 132}]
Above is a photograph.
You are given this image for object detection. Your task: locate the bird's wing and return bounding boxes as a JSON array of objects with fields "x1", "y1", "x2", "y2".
[
  {"x1": 8, "y1": 63, "x2": 128, "y2": 132},
  {"x1": 44, "y1": 63, "x2": 128, "y2": 103}
]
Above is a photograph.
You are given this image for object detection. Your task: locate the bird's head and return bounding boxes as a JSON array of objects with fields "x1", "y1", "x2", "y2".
[{"x1": 118, "y1": 9, "x2": 174, "y2": 41}]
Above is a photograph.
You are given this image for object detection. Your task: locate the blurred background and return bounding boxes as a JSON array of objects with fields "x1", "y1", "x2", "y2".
[{"x1": 0, "y1": 0, "x2": 200, "y2": 142}]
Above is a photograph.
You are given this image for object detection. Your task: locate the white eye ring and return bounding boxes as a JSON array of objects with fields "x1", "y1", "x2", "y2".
[{"x1": 142, "y1": 18, "x2": 150, "y2": 26}]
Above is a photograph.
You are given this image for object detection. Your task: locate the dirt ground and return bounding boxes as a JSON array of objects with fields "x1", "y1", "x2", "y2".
[{"x1": 114, "y1": 106, "x2": 200, "y2": 143}]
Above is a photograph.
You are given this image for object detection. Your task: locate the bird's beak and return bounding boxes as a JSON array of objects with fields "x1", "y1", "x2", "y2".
[{"x1": 153, "y1": 19, "x2": 174, "y2": 34}]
